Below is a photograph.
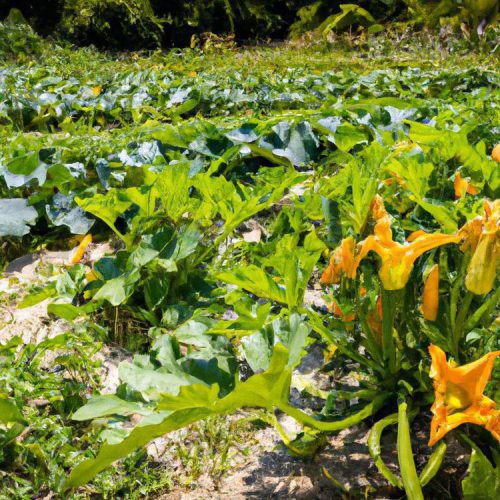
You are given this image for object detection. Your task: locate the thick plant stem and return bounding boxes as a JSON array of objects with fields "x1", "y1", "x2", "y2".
[
  {"x1": 381, "y1": 288, "x2": 400, "y2": 374},
  {"x1": 464, "y1": 287, "x2": 500, "y2": 332},
  {"x1": 356, "y1": 287, "x2": 384, "y2": 366},
  {"x1": 453, "y1": 291, "x2": 473, "y2": 360},
  {"x1": 450, "y1": 253, "x2": 469, "y2": 333}
]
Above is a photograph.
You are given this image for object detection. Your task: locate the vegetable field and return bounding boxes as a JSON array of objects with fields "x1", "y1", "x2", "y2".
[{"x1": 0, "y1": 17, "x2": 499, "y2": 500}]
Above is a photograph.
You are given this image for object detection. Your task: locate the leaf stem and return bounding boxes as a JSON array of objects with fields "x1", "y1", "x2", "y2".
[
  {"x1": 464, "y1": 287, "x2": 500, "y2": 332},
  {"x1": 277, "y1": 392, "x2": 389, "y2": 432},
  {"x1": 453, "y1": 291, "x2": 473, "y2": 361},
  {"x1": 450, "y1": 252, "x2": 469, "y2": 333}
]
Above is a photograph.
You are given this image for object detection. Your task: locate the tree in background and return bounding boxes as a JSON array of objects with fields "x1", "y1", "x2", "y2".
[{"x1": 0, "y1": 1, "x2": 497, "y2": 48}]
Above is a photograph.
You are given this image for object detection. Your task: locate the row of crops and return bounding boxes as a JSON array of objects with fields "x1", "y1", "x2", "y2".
[{"x1": 1, "y1": 38, "x2": 499, "y2": 497}]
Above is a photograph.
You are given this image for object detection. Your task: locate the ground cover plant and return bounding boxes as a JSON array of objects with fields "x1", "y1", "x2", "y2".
[{"x1": 0, "y1": 13, "x2": 499, "y2": 500}]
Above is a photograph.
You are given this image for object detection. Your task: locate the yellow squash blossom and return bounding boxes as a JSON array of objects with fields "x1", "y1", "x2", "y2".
[
  {"x1": 460, "y1": 199, "x2": 499, "y2": 295},
  {"x1": 428, "y1": 344, "x2": 500, "y2": 446},
  {"x1": 70, "y1": 234, "x2": 92, "y2": 265},
  {"x1": 352, "y1": 196, "x2": 460, "y2": 290},
  {"x1": 407, "y1": 229, "x2": 426, "y2": 242},
  {"x1": 454, "y1": 172, "x2": 478, "y2": 199},
  {"x1": 320, "y1": 236, "x2": 355, "y2": 285},
  {"x1": 422, "y1": 264, "x2": 439, "y2": 321}
]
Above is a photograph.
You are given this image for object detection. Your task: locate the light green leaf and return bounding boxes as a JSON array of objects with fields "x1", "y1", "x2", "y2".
[
  {"x1": 321, "y1": 4, "x2": 376, "y2": 33},
  {"x1": 6, "y1": 150, "x2": 39, "y2": 175},
  {"x1": 47, "y1": 302, "x2": 96, "y2": 321},
  {"x1": 93, "y1": 270, "x2": 141, "y2": 306},
  {"x1": 118, "y1": 361, "x2": 201, "y2": 400},
  {"x1": 65, "y1": 344, "x2": 388, "y2": 489},
  {"x1": 217, "y1": 265, "x2": 287, "y2": 304},
  {"x1": 462, "y1": 447, "x2": 500, "y2": 499},
  {"x1": 72, "y1": 396, "x2": 148, "y2": 421},
  {"x1": 0, "y1": 198, "x2": 38, "y2": 237},
  {"x1": 155, "y1": 163, "x2": 192, "y2": 223},
  {"x1": 64, "y1": 344, "x2": 292, "y2": 489},
  {"x1": 0, "y1": 398, "x2": 26, "y2": 424},
  {"x1": 76, "y1": 190, "x2": 132, "y2": 244},
  {"x1": 333, "y1": 124, "x2": 368, "y2": 152},
  {"x1": 387, "y1": 156, "x2": 457, "y2": 231}
]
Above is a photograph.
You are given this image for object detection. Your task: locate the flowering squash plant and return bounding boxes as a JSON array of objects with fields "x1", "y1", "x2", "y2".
[
  {"x1": 317, "y1": 184, "x2": 499, "y2": 497},
  {"x1": 39, "y1": 112, "x2": 496, "y2": 497}
]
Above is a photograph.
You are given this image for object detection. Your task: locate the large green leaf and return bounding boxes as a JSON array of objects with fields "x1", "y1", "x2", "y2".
[
  {"x1": 0, "y1": 198, "x2": 38, "y2": 236},
  {"x1": 46, "y1": 193, "x2": 94, "y2": 234},
  {"x1": 241, "y1": 312, "x2": 310, "y2": 372},
  {"x1": 92, "y1": 270, "x2": 141, "y2": 306},
  {"x1": 118, "y1": 364, "x2": 199, "y2": 401},
  {"x1": 272, "y1": 121, "x2": 319, "y2": 166},
  {"x1": 65, "y1": 342, "x2": 389, "y2": 489},
  {"x1": 64, "y1": 344, "x2": 292, "y2": 489},
  {"x1": 333, "y1": 124, "x2": 368, "y2": 152},
  {"x1": 462, "y1": 447, "x2": 500, "y2": 499},
  {"x1": 6, "y1": 150, "x2": 39, "y2": 175},
  {"x1": 387, "y1": 155, "x2": 457, "y2": 231},
  {"x1": 0, "y1": 398, "x2": 26, "y2": 424},
  {"x1": 406, "y1": 120, "x2": 496, "y2": 191},
  {"x1": 217, "y1": 265, "x2": 287, "y2": 304},
  {"x1": 76, "y1": 190, "x2": 133, "y2": 243},
  {"x1": 72, "y1": 396, "x2": 149, "y2": 421},
  {"x1": 257, "y1": 121, "x2": 319, "y2": 166},
  {"x1": 155, "y1": 163, "x2": 192, "y2": 223},
  {"x1": 321, "y1": 4, "x2": 376, "y2": 34}
]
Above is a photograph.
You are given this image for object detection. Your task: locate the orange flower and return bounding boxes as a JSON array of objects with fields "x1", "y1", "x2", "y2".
[
  {"x1": 454, "y1": 172, "x2": 478, "y2": 199},
  {"x1": 407, "y1": 229, "x2": 426, "y2": 242},
  {"x1": 492, "y1": 144, "x2": 500, "y2": 162},
  {"x1": 428, "y1": 345, "x2": 500, "y2": 446},
  {"x1": 70, "y1": 234, "x2": 92, "y2": 265},
  {"x1": 351, "y1": 196, "x2": 460, "y2": 290},
  {"x1": 422, "y1": 264, "x2": 439, "y2": 321},
  {"x1": 320, "y1": 237, "x2": 355, "y2": 285},
  {"x1": 459, "y1": 200, "x2": 499, "y2": 295},
  {"x1": 328, "y1": 299, "x2": 355, "y2": 322},
  {"x1": 383, "y1": 172, "x2": 406, "y2": 187}
]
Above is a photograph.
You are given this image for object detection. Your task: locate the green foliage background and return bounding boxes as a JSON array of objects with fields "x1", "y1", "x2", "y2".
[{"x1": 1, "y1": 1, "x2": 497, "y2": 48}]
